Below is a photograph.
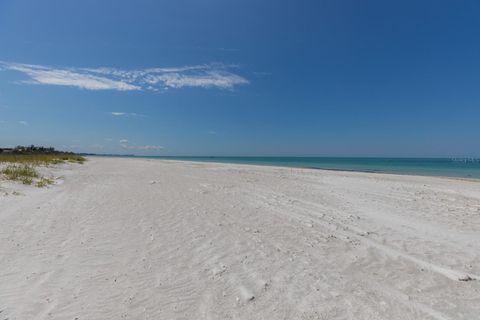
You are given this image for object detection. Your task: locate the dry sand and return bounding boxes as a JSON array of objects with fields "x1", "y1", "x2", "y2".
[{"x1": 1, "y1": 157, "x2": 480, "y2": 319}]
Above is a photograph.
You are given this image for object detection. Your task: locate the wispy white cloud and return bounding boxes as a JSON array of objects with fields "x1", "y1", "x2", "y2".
[
  {"x1": 110, "y1": 112, "x2": 145, "y2": 118},
  {"x1": 119, "y1": 139, "x2": 129, "y2": 149},
  {"x1": 137, "y1": 145, "x2": 163, "y2": 150},
  {"x1": 117, "y1": 139, "x2": 163, "y2": 151},
  {"x1": 1, "y1": 62, "x2": 139, "y2": 91},
  {"x1": 0, "y1": 61, "x2": 248, "y2": 91},
  {"x1": 60, "y1": 144, "x2": 81, "y2": 150},
  {"x1": 18, "y1": 120, "x2": 28, "y2": 126},
  {"x1": 143, "y1": 70, "x2": 248, "y2": 89}
]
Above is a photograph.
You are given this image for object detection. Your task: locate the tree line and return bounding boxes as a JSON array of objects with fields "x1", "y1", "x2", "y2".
[{"x1": 0, "y1": 145, "x2": 73, "y2": 154}]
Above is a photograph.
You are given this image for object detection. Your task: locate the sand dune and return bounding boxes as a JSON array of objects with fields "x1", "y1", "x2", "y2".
[{"x1": 1, "y1": 157, "x2": 479, "y2": 319}]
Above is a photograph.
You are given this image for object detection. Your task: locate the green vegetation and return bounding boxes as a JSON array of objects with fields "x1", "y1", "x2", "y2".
[
  {"x1": 0, "y1": 153, "x2": 85, "y2": 165},
  {"x1": 1, "y1": 164, "x2": 39, "y2": 185},
  {"x1": 36, "y1": 177, "x2": 54, "y2": 188},
  {"x1": 0, "y1": 145, "x2": 85, "y2": 188},
  {"x1": 0, "y1": 146, "x2": 85, "y2": 165}
]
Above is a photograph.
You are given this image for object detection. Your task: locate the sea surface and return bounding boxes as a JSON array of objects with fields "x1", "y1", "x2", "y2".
[{"x1": 108, "y1": 156, "x2": 480, "y2": 179}]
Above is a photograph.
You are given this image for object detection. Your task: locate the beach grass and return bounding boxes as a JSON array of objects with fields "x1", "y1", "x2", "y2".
[
  {"x1": 0, "y1": 151, "x2": 84, "y2": 187},
  {"x1": 0, "y1": 164, "x2": 56, "y2": 187},
  {"x1": 35, "y1": 177, "x2": 55, "y2": 188},
  {"x1": 1, "y1": 164, "x2": 40, "y2": 185},
  {"x1": 0, "y1": 153, "x2": 85, "y2": 165}
]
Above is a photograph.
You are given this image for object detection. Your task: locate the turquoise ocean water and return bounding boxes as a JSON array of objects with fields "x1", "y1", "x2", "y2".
[{"x1": 116, "y1": 156, "x2": 480, "y2": 180}]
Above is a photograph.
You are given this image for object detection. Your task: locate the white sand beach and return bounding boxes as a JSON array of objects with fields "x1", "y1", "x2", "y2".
[{"x1": 1, "y1": 157, "x2": 479, "y2": 320}]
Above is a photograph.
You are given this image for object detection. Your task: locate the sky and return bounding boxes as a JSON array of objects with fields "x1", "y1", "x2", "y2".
[{"x1": 1, "y1": 0, "x2": 480, "y2": 157}]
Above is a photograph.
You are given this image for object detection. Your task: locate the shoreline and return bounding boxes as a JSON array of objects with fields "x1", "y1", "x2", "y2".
[
  {"x1": 91, "y1": 155, "x2": 480, "y2": 183},
  {"x1": 87, "y1": 155, "x2": 480, "y2": 182}
]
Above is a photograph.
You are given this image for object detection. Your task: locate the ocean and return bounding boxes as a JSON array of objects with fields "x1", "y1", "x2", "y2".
[{"x1": 121, "y1": 156, "x2": 480, "y2": 180}]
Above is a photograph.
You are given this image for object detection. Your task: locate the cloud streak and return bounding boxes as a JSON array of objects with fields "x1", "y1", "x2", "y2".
[
  {"x1": 137, "y1": 145, "x2": 163, "y2": 151},
  {"x1": 0, "y1": 61, "x2": 248, "y2": 91},
  {"x1": 117, "y1": 139, "x2": 163, "y2": 151},
  {"x1": 110, "y1": 112, "x2": 145, "y2": 118}
]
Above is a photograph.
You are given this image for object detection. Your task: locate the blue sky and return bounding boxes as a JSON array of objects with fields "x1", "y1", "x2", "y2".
[{"x1": 1, "y1": 0, "x2": 479, "y2": 156}]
